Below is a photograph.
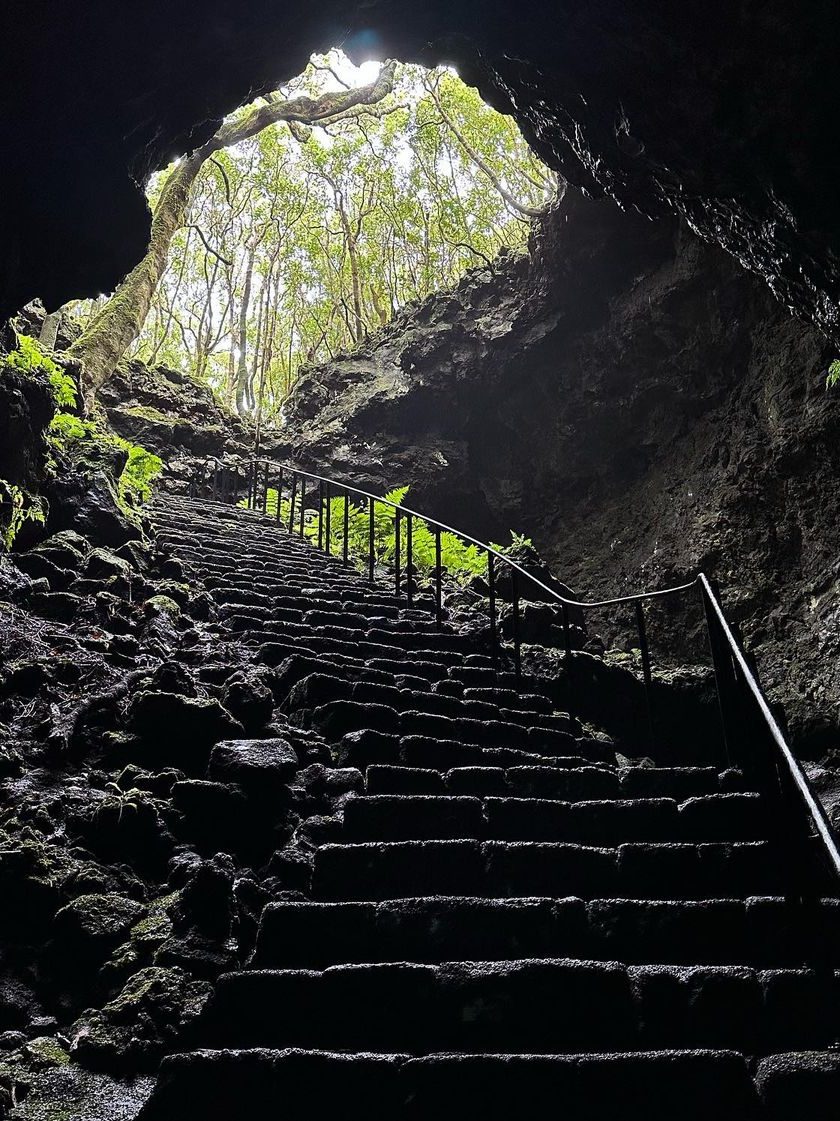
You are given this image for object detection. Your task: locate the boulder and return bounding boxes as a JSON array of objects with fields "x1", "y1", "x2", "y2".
[
  {"x1": 53, "y1": 893, "x2": 144, "y2": 959},
  {"x1": 126, "y1": 692, "x2": 243, "y2": 767},
  {"x1": 208, "y1": 737, "x2": 298, "y2": 794},
  {"x1": 221, "y1": 669, "x2": 274, "y2": 733},
  {"x1": 84, "y1": 547, "x2": 131, "y2": 580},
  {"x1": 69, "y1": 966, "x2": 212, "y2": 1073}
]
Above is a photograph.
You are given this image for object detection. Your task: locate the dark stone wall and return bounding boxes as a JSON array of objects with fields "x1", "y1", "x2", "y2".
[
  {"x1": 279, "y1": 191, "x2": 838, "y2": 752},
  {"x1": 2, "y1": 0, "x2": 840, "y2": 344}
]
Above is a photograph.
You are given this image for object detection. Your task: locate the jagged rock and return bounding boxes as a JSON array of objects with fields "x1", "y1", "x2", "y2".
[
  {"x1": 69, "y1": 966, "x2": 212, "y2": 1073},
  {"x1": 207, "y1": 738, "x2": 298, "y2": 795},
  {"x1": 220, "y1": 670, "x2": 274, "y2": 733},
  {"x1": 168, "y1": 855, "x2": 235, "y2": 943},
  {"x1": 22, "y1": 1037, "x2": 70, "y2": 1070},
  {"x1": 27, "y1": 530, "x2": 91, "y2": 569},
  {"x1": 146, "y1": 662, "x2": 197, "y2": 698},
  {"x1": 53, "y1": 893, "x2": 145, "y2": 959},
  {"x1": 26, "y1": 590, "x2": 81, "y2": 623},
  {"x1": 126, "y1": 692, "x2": 243, "y2": 765},
  {"x1": 84, "y1": 547, "x2": 131, "y2": 581}
]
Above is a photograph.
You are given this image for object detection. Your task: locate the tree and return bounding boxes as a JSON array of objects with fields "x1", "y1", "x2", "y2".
[{"x1": 67, "y1": 61, "x2": 398, "y2": 400}]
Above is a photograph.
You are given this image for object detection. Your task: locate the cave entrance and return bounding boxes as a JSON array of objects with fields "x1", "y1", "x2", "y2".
[{"x1": 59, "y1": 48, "x2": 558, "y2": 425}]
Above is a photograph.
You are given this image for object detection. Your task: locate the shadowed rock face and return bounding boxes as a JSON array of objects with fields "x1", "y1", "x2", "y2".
[
  {"x1": 279, "y1": 192, "x2": 839, "y2": 751},
  {"x1": 2, "y1": 0, "x2": 840, "y2": 343}
]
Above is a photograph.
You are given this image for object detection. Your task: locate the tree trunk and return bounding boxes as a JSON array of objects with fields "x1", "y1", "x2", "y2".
[
  {"x1": 234, "y1": 243, "x2": 256, "y2": 416},
  {"x1": 67, "y1": 61, "x2": 397, "y2": 400}
]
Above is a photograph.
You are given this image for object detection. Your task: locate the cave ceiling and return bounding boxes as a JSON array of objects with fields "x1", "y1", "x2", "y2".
[{"x1": 2, "y1": 0, "x2": 839, "y2": 338}]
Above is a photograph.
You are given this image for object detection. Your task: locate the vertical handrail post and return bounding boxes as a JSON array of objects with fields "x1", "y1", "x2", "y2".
[
  {"x1": 406, "y1": 514, "x2": 414, "y2": 606},
  {"x1": 289, "y1": 473, "x2": 298, "y2": 533},
  {"x1": 394, "y1": 510, "x2": 401, "y2": 596},
  {"x1": 700, "y1": 581, "x2": 735, "y2": 767},
  {"x1": 487, "y1": 551, "x2": 498, "y2": 662},
  {"x1": 343, "y1": 491, "x2": 350, "y2": 565},
  {"x1": 562, "y1": 603, "x2": 575, "y2": 713},
  {"x1": 434, "y1": 526, "x2": 443, "y2": 629},
  {"x1": 317, "y1": 481, "x2": 325, "y2": 550},
  {"x1": 262, "y1": 461, "x2": 269, "y2": 512},
  {"x1": 635, "y1": 600, "x2": 656, "y2": 753},
  {"x1": 368, "y1": 497, "x2": 376, "y2": 584},
  {"x1": 299, "y1": 481, "x2": 306, "y2": 537},
  {"x1": 324, "y1": 481, "x2": 331, "y2": 554},
  {"x1": 232, "y1": 464, "x2": 240, "y2": 507},
  {"x1": 275, "y1": 467, "x2": 284, "y2": 522},
  {"x1": 511, "y1": 570, "x2": 522, "y2": 682}
]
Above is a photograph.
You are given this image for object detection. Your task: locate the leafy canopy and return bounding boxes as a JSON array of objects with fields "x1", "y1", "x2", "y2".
[{"x1": 71, "y1": 51, "x2": 556, "y2": 418}]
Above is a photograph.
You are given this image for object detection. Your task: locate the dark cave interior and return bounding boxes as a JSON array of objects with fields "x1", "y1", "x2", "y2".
[
  {"x1": 3, "y1": 4, "x2": 840, "y2": 1117},
  {"x1": 3, "y1": 0, "x2": 840, "y2": 343}
]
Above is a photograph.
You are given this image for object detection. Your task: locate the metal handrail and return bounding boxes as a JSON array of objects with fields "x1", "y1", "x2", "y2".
[
  {"x1": 188, "y1": 454, "x2": 840, "y2": 886},
  {"x1": 266, "y1": 462, "x2": 702, "y2": 612},
  {"x1": 699, "y1": 573, "x2": 840, "y2": 879}
]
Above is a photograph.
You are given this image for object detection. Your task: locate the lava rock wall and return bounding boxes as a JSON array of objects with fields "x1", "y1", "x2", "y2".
[
  {"x1": 3, "y1": 0, "x2": 840, "y2": 347},
  {"x1": 280, "y1": 191, "x2": 838, "y2": 752}
]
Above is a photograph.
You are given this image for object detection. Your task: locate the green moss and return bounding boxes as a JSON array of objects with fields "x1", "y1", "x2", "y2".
[
  {"x1": 119, "y1": 404, "x2": 177, "y2": 426},
  {"x1": 144, "y1": 594, "x2": 180, "y2": 615},
  {"x1": 47, "y1": 413, "x2": 163, "y2": 517},
  {"x1": 23, "y1": 1037, "x2": 71, "y2": 1069}
]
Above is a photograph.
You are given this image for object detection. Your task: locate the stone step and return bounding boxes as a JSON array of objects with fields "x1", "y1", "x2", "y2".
[
  {"x1": 307, "y1": 701, "x2": 578, "y2": 752},
  {"x1": 340, "y1": 794, "x2": 768, "y2": 843},
  {"x1": 197, "y1": 959, "x2": 840, "y2": 1054},
  {"x1": 137, "y1": 1047, "x2": 769, "y2": 1121},
  {"x1": 364, "y1": 764, "x2": 725, "y2": 800},
  {"x1": 337, "y1": 731, "x2": 599, "y2": 772},
  {"x1": 252, "y1": 896, "x2": 840, "y2": 970},
  {"x1": 313, "y1": 839, "x2": 785, "y2": 901}
]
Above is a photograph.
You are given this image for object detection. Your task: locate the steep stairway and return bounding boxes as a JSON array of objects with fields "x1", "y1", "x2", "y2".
[{"x1": 139, "y1": 494, "x2": 840, "y2": 1120}]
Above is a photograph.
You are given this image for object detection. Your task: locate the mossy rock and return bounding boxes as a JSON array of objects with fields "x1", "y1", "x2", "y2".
[
  {"x1": 69, "y1": 966, "x2": 212, "y2": 1073},
  {"x1": 142, "y1": 594, "x2": 180, "y2": 615},
  {"x1": 54, "y1": 893, "x2": 144, "y2": 951},
  {"x1": 22, "y1": 1037, "x2": 71, "y2": 1070}
]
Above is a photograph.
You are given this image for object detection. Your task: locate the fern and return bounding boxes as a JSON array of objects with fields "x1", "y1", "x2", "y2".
[
  {"x1": 0, "y1": 481, "x2": 46, "y2": 552},
  {"x1": 48, "y1": 413, "x2": 163, "y2": 512},
  {"x1": 827, "y1": 359, "x2": 840, "y2": 389},
  {"x1": 5, "y1": 334, "x2": 77, "y2": 409},
  {"x1": 241, "y1": 481, "x2": 525, "y2": 584}
]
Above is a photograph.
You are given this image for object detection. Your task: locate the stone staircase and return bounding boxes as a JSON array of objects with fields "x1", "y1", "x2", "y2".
[{"x1": 139, "y1": 494, "x2": 840, "y2": 1119}]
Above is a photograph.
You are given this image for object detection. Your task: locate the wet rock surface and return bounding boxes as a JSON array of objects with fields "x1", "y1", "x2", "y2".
[
  {"x1": 280, "y1": 191, "x2": 840, "y2": 753},
  {"x1": 1, "y1": 487, "x2": 837, "y2": 1118},
  {"x1": 4, "y1": 0, "x2": 840, "y2": 361}
]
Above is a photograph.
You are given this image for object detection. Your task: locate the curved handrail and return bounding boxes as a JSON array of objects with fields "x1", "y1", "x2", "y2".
[
  {"x1": 233, "y1": 457, "x2": 702, "y2": 611},
  {"x1": 190, "y1": 452, "x2": 840, "y2": 886}
]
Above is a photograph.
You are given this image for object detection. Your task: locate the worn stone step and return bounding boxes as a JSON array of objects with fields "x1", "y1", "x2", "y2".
[
  {"x1": 252, "y1": 896, "x2": 840, "y2": 971},
  {"x1": 339, "y1": 731, "x2": 596, "y2": 772},
  {"x1": 313, "y1": 840, "x2": 783, "y2": 901},
  {"x1": 341, "y1": 794, "x2": 767, "y2": 844},
  {"x1": 198, "y1": 959, "x2": 840, "y2": 1054},
  {"x1": 137, "y1": 1047, "x2": 765, "y2": 1121}
]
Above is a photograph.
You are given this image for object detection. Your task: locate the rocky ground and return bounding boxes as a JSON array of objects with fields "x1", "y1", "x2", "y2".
[{"x1": 0, "y1": 494, "x2": 365, "y2": 1116}]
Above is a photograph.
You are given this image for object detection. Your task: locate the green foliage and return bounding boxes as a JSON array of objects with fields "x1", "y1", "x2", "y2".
[
  {"x1": 826, "y1": 358, "x2": 840, "y2": 388},
  {"x1": 119, "y1": 444, "x2": 164, "y2": 505},
  {"x1": 72, "y1": 51, "x2": 555, "y2": 415},
  {"x1": 242, "y1": 482, "x2": 527, "y2": 584},
  {"x1": 0, "y1": 481, "x2": 46, "y2": 552},
  {"x1": 5, "y1": 334, "x2": 77, "y2": 408},
  {"x1": 48, "y1": 414, "x2": 163, "y2": 513}
]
